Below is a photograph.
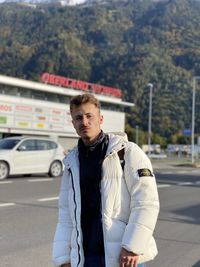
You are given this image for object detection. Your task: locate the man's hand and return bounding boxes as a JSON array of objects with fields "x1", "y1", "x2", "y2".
[
  {"x1": 61, "y1": 264, "x2": 70, "y2": 267},
  {"x1": 119, "y1": 247, "x2": 139, "y2": 267}
]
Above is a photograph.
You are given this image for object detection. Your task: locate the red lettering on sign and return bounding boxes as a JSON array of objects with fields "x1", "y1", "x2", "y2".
[
  {"x1": 70, "y1": 79, "x2": 77, "y2": 89},
  {"x1": 0, "y1": 104, "x2": 12, "y2": 112},
  {"x1": 54, "y1": 75, "x2": 61, "y2": 86},
  {"x1": 52, "y1": 109, "x2": 62, "y2": 115},
  {"x1": 49, "y1": 75, "x2": 55, "y2": 84},
  {"x1": 41, "y1": 73, "x2": 122, "y2": 98},
  {"x1": 91, "y1": 84, "x2": 122, "y2": 98},
  {"x1": 76, "y1": 80, "x2": 89, "y2": 91},
  {"x1": 41, "y1": 73, "x2": 49, "y2": 83},
  {"x1": 16, "y1": 105, "x2": 32, "y2": 112},
  {"x1": 59, "y1": 77, "x2": 66, "y2": 87}
]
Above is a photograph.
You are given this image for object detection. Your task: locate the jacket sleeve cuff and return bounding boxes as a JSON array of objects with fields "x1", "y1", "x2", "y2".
[
  {"x1": 53, "y1": 246, "x2": 70, "y2": 267},
  {"x1": 122, "y1": 223, "x2": 153, "y2": 255}
]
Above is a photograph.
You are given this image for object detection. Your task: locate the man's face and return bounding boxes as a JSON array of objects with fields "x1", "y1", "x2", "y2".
[{"x1": 71, "y1": 102, "x2": 103, "y2": 144}]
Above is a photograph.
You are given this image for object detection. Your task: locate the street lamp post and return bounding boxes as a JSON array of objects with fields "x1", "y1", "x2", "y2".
[
  {"x1": 191, "y1": 76, "x2": 200, "y2": 164},
  {"x1": 147, "y1": 83, "x2": 153, "y2": 156},
  {"x1": 136, "y1": 125, "x2": 139, "y2": 145}
]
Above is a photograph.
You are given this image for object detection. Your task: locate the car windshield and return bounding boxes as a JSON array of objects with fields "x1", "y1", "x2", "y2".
[{"x1": 0, "y1": 139, "x2": 21, "y2": 149}]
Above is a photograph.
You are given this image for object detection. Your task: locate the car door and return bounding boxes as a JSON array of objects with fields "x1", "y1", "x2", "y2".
[
  {"x1": 34, "y1": 140, "x2": 54, "y2": 172},
  {"x1": 12, "y1": 139, "x2": 38, "y2": 174}
]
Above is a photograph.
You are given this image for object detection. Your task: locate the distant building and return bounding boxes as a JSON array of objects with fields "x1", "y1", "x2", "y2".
[{"x1": 0, "y1": 73, "x2": 133, "y2": 150}]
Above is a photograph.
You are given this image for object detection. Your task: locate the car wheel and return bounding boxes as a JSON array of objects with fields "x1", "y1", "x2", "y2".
[
  {"x1": 49, "y1": 161, "x2": 62, "y2": 177},
  {"x1": 0, "y1": 161, "x2": 9, "y2": 180}
]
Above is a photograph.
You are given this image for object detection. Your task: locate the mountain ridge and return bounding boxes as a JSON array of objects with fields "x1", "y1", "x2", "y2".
[
  {"x1": 0, "y1": 0, "x2": 175, "y2": 6},
  {"x1": 0, "y1": 0, "x2": 200, "y2": 144},
  {"x1": 0, "y1": 0, "x2": 87, "y2": 6}
]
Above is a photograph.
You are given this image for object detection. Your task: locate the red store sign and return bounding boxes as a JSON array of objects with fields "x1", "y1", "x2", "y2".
[
  {"x1": 41, "y1": 73, "x2": 122, "y2": 98},
  {"x1": 0, "y1": 104, "x2": 13, "y2": 112}
]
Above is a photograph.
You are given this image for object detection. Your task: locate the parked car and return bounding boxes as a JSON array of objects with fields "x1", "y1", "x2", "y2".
[{"x1": 0, "y1": 136, "x2": 64, "y2": 180}]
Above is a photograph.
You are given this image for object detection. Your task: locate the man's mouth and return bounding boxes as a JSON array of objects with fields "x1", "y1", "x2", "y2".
[{"x1": 80, "y1": 127, "x2": 90, "y2": 132}]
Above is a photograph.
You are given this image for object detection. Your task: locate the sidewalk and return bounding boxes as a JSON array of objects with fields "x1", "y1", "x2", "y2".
[{"x1": 151, "y1": 157, "x2": 200, "y2": 170}]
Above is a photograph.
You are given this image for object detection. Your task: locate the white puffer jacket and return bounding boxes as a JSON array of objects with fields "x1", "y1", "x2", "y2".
[{"x1": 53, "y1": 134, "x2": 160, "y2": 267}]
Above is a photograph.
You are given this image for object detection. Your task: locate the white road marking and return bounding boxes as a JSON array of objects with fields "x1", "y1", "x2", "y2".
[
  {"x1": 28, "y1": 178, "x2": 53, "y2": 182},
  {"x1": 37, "y1": 197, "x2": 59, "y2": 202},
  {"x1": 0, "y1": 203, "x2": 16, "y2": 207},
  {"x1": 159, "y1": 171, "x2": 174, "y2": 174},
  {"x1": 157, "y1": 184, "x2": 171, "y2": 188},
  {"x1": 156, "y1": 170, "x2": 200, "y2": 175},
  {"x1": 0, "y1": 181, "x2": 13, "y2": 184},
  {"x1": 177, "y1": 182, "x2": 193, "y2": 186}
]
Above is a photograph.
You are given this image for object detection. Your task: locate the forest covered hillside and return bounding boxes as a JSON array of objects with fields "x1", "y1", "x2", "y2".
[{"x1": 1, "y1": 0, "x2": 200, "y2": 145}]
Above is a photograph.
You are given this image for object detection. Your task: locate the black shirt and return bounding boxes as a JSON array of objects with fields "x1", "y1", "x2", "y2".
[{"x1": 78, "y1": 131, "x2": 108, "y2": 256}]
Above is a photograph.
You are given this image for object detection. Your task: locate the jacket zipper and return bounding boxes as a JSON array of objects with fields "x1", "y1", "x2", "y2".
[
  {"x1": 100, "y1": 158, "x2": 108, "y2": 267},
  {"x1": 69, "y1": 168, "x2": 81, "y2": 267}
]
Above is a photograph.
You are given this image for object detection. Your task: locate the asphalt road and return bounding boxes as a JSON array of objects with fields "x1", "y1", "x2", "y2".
[
  {"x1": 0, "y1": 162, "x2": 200, "y2": 267},
  {"x1": 149, "y1": 162, "x2": 200, "y2": 267},
  {"x1": 0, "y1": 175, "x2": 60, "y2": 267}
]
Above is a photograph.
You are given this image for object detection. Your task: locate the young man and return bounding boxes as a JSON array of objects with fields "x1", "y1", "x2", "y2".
[{"x1": 53, "y1": 93, "x2": 159, "y2": 267}]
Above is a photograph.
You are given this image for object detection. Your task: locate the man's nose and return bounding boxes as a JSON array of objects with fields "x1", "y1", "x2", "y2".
[{"x1": 82, "y1": 116, "x2": 89, "y2": 125}]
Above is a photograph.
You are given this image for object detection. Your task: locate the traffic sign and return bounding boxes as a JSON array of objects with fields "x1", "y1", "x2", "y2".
[{"x1": 183, "y1": 129, "x2": 191, "y2": 136}]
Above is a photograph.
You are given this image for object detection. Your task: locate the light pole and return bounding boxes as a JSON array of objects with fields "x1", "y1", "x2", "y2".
[
  {"x1": 147, "y1": 83, "x2": 153, "y2": 156},
  {"x1": 136, "y1": 125, "x2": 139, "y2": 145},
  {"x1": 191, "y1": 76, "x2": 200, "y2": 164}
]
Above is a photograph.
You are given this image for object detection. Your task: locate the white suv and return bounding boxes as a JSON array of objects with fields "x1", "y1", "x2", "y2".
[{"x1": 0, "y1": 136, "x2": 64, "y2": 180}]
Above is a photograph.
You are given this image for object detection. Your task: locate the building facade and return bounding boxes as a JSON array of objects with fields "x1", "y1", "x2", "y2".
[{"x1": 0, "y1": 73, "x2": 134, "y2": 150}]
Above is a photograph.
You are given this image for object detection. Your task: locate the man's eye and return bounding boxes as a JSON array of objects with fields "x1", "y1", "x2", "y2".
[
  {"x1": 75, "y1": 117, "x2": 82, "y2": 121},
  {"x1": 87, "y1": 115, "x2": 93, "y2": 119}
]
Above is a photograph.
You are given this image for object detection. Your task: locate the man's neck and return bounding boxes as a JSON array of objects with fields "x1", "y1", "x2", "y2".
[{"x1": 82, "y1": 131, "x2": 102, "y2": 146}]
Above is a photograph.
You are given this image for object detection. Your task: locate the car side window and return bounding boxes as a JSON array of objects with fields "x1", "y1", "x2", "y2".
[
  {"x1": 36, "y1": 140, "x2": 49, "y2": 151},
  {"x1": 35, "y1": 140, "x2": 57, "y2": 150},
  {"x1": 48, "y1": 141, "x2": 57, "y2": 149},
  {"x1": 19, "y1": 140, "x2": 36, "y2": 151}
]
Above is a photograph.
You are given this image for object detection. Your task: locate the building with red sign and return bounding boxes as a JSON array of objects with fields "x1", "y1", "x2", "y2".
[{"x1": 0, "y1": 74, "x2": 134, "y2": 150}]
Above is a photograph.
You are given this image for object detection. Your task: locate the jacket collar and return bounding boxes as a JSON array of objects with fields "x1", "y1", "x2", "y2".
[{"x1": 64, "y1": 132, "x2": 128, "y2": 167}]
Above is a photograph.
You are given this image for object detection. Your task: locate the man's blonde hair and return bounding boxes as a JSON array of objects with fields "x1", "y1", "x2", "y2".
[{"x1": 70, "y1": 93, "x2": 101, "y2": 113}]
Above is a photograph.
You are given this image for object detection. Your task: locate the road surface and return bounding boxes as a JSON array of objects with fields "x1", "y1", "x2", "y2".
[{"x1": 0, "y1": 162, "x2": 200, "y2": 267}]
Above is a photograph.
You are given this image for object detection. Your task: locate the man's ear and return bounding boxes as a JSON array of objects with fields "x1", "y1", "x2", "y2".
[
  {"x1": 72, "y1": 119, "x2": 75, "y2": 128},
  {"x1": 100, "y1": 115, "x2": 103, "y2": 124}
]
